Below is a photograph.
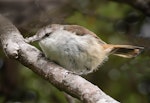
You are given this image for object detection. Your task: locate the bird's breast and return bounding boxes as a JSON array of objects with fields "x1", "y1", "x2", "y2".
[{"x1": 39, "y1": 30, "x2": 108, "y2": 74}]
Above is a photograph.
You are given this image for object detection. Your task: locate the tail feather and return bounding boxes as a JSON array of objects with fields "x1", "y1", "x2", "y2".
[{"x1": 103, "y1": 44, "x2": 144, "y2": 58}]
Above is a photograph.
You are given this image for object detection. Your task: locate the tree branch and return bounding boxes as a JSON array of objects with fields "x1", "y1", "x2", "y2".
[{"x1": 0, "y1": 14, "x2": 120, "y2": 103}]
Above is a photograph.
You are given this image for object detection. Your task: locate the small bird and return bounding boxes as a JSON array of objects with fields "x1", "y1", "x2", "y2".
[{"x1": 33, "y1": 24, "x2": 144, "y2": 75}]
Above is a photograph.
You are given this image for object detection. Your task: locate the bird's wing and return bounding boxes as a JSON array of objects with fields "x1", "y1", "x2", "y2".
[{"x1": 63, "y1": 25, "x2": 106, "y2": 44}]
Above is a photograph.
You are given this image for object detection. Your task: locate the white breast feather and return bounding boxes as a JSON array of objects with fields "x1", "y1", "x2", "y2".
[{"x1": 39, "y1": 30, "x2": 108, "y2": 75}]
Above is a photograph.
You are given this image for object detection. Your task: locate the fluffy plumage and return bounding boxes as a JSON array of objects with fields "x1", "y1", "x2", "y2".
[{"x1": 37, "y1": 24, "x2": 144, "y2": 75}]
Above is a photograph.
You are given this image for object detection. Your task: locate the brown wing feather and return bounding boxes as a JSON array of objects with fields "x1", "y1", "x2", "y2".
[{"x1": 63, "y1": 25, "x2": 106, "y2": 44}]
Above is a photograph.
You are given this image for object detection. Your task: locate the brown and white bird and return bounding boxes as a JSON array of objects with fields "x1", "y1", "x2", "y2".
[{"x1": 31, "y1": 24, "x2": 144, "y2": 75}]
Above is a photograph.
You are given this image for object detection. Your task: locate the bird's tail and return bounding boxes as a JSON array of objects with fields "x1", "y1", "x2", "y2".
[{"x1": 103, "y1": 44, "x2": 144, "y2": 58}]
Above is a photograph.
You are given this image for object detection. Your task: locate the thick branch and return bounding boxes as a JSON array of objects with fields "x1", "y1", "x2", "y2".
[{"x1": 0, "y1": 14, "x2": 120, "y2": 103}]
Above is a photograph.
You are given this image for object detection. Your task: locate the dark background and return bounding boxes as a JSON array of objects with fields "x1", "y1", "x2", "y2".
[{"x1": 0, "y1": 0, "x2": 150, "y2": 103}]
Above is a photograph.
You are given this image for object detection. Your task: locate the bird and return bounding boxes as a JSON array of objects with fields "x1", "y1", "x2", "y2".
[{"x1": 32, "y1": 24, "x2": 144, "y2": 75}]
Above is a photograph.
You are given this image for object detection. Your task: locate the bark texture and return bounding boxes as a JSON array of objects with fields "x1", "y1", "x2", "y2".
[{"x1": 0, "y1": 14, "x2": 120, "y2": 103}]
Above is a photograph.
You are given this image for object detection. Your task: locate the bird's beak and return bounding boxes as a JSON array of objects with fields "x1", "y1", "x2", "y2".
[{"x1": 25, "y1": 35, "x2": 42, "y2": 43}]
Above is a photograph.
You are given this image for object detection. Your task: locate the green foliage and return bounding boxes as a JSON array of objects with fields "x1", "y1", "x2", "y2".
[
  {"x1": 65, "y1": 1, "x2": 132, "y2": 42},
  {"x1": 96, "y1": 2, "x2": 128, "y2": 19}
]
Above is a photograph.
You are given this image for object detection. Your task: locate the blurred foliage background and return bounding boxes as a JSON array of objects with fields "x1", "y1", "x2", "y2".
[{"x1": 0, "y1": 0, "x2": 150, "y2": 103}]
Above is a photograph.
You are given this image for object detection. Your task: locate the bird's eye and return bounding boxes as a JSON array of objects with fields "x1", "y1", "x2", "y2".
[{"x1": 45, "y1": 33, "x2": 51, "y2": 37}]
